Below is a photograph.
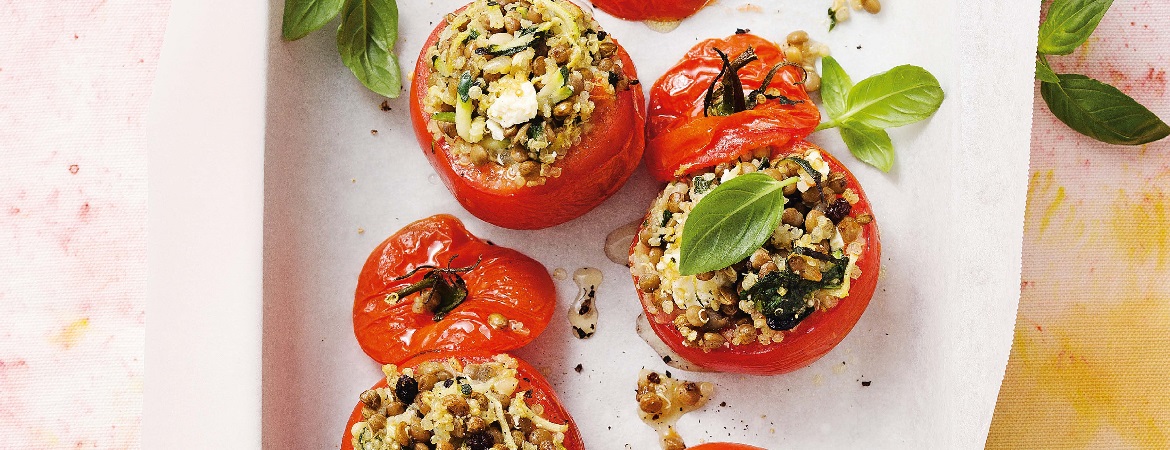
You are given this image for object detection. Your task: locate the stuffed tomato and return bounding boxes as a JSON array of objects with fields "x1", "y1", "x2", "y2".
[
  {"x1": 343, "y1": 352, "x2": 584, "y2": 450},
  {"x1": 645, "y1": 33, "x2": 821, "y2": 182},
  {"x1": 590, "y1": 0, "x2": 710, "y2": 22},
  {"x1": 411, "y1": 0, "x2": 645, "y2": 230},
  {"x1": 354, "y1": 215, "x2": 556, "y2": 365},
  {"x1": 629, "y1": 142, "x2": 881, "y2": 375}
]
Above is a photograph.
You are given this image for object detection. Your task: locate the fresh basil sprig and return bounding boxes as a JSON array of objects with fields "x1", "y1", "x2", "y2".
[
  {"x1": 679, "y1": 173, "x2": 798, "y2": 276},
  {"x1": 283, "y1": 0, "x2": 403, "y2": 98},
  {"x1": 1036, "y1": 0, "x2": 1169, "y2": 145},
  {"x1": 815, "y1": 56, "x2": 945, "y2": 172}
]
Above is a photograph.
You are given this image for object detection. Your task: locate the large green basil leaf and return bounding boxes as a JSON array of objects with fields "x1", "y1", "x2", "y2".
[
  {"x1": 337, "y1": 0, "x2": 403, "y2": 98},
  {"x1": 282, "y1": 0, "x2": 343, "y2": 41},
  {"x1": 820, "y1": 55, "x2": 853, "y2": 119},
  {"x1": 834, "y1": 65, "x2": 944, "y2": 129},
  {"x1": 1041, "y1": 74, "x2": 1170, "y2": 145},
  {"x1": 1037, "y1": 0, "x2": 1114, "y2": 56},
  {"x1": 839, "y1": 124, "x2": 894, "y2": 172},
  {"x1": 679, "y1": 173, "x2": 796, "y2": 276}
]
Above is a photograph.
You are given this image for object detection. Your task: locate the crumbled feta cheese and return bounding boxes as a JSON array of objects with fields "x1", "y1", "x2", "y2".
[
  {"x1": 486, "y1": 81, "x2": 538, "y2": 128},
  {"x1": 486, "y1": 119, "x2": 506, "y2": 141},
  {"x1": 741, "y1": 272, "x2": 759, "y2": 291},
  {"x1": 807, "y1": 151, "x2": 831, "y2": 176}
]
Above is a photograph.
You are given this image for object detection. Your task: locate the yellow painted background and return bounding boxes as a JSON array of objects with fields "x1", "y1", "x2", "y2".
[{"x1": 987, "y1": 1, "x2": 1170, "y2": 447}]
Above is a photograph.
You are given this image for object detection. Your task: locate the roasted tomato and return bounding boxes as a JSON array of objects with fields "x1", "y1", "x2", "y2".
[
  {"x1": 646, "y1": 33, "x2": 820, "y2": 182},
  {"x1": 590, "y1": 0, "x2": 710, "y2": 22},
  {"x1": 354, "y1": 215, "x2": 556, "y2": 365},
  {"x1": 630, "y1": 142, "x2": 880, "y2": 375},
  {"x1": 342, "y1": 352, "x2": 584, "y2": 450},
  {"x1": 688, "y1": 444, "x2": 767, "y2": 450},
  {"x1": 411, "y1": 0, "x2": 646, "y2": 230}
]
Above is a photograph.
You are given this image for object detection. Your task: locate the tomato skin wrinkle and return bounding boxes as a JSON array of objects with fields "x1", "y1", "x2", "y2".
[
  {"x1": 354, "y1": 215, "x2": 556, "y2": 365},
  {"x1": 591, "y1": 0, "x2": 710, "y2": 22},
  {"x1": 341, "y1": 352, "x2": 585, "y2": 450},
  {"x1": 631, "y1": 143, "x2": 881, "y2": 375},
  {"x1": 645, "y1": 33, "x2": 820, "y2": 182},
  {"x1": 409, "y1": 3, "x2": 646, "y2": 230}
]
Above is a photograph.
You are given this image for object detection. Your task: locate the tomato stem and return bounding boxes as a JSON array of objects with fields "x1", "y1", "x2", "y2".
[
  {"x1": 388, "y1": 256, "x2": 483, "y2": 321},
  {"x1": 704, "y1": 47, "x2": 806, "y2": 117}
]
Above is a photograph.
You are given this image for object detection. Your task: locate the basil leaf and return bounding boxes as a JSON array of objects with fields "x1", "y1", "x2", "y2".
[
  {"x1": 820, "y1": 56, "x2": 853, "y2": 118},
  {"x1": 1035, "y1": 55, "x2": 1060, "y2": 84},
  {"x1": 282, "y1": 0, "x2": 343, "y2": 41},
  {"x1": 835, "y1": 65, "x2": 945, "y2": 129},
  {"x1": 1041, "y1": 74, "x2": 1170, "y2": 145},
  {"x1": 1037, "y1": 0, "x2": 1114, "y2": 56},
  {"x1": 679, "y1": 173, "x2": 797, "y2": 276},
  {"x1": 337, "y1": 0, "x2": 403, "y2": 98},
  {"x1": 839, "y1": 124, "x2": 895, "y2": 172}
]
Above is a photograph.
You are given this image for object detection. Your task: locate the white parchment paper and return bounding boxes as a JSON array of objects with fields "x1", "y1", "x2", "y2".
[{"x1": 148, "y1": 0, "x2": 1038, "y2": 448}]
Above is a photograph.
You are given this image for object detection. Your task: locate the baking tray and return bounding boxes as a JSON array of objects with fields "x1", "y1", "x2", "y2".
[{"x1": 146, "y1": 0, "x2": 1041, "y2": 447}]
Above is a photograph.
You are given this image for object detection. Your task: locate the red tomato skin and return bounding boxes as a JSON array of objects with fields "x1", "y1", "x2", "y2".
[
  {"x1": 688, "y1": 444, "x2": 768, "y2": 450},
  {"x1": 341, "y1": 352, "x2": 585, "y2": 450},
  {"x1": 646, "y1": 34, "x2": 821, "y2": 182},
  {"x1": 410, "y1": 6, "x2": 646, "y2": 230},
  {"x1": 591, "y1": 0, "x2": 710, "y2": 21},
  {"x1": 354, "y1": 215, "x2": 556, "y2": 365},
  {"x1": 632, "y1": 143, "x2": 881, "y2": 375}
]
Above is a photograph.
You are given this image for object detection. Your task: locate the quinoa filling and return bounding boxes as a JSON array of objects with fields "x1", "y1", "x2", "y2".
[
  {"x1": 422, "y1": 0, "x2": 632, "y2": 187},
  {"x1": 350, "y1": 355, "x2": 570, "y2": 450},
  {"x1": 629, "y1": 147, "x2": 871, "y2": 351}
]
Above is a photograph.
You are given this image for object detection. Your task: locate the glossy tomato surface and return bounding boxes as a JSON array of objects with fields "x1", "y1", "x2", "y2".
[
  {"x1": 410, "y1": 4, "x2": 646, "y2": 230},
  {"x1": 688, "y1": 444, "x2": 768, "y2": 450},
  {"x1": 633, "y1": 142, "x2": 881, "y2": 375},
  {"x1": 341, "y1": 352, "x2": 585, "y2": 450},
  {"x1": 646, "y1": 33, "x2": 820, "y2": 182},
  {"x1": 590, "y1": 0, "x2": 710, "y2": 21},
  {"x1": 354, "y1": 215, "x2": 556, "y2": 365}
]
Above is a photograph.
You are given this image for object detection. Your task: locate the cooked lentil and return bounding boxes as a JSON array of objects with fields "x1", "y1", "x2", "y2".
[
  {"x1": 635, "y1": 370, "x2": 713, "y2": 450},
  {"x1": 629, "y1": 147, "x2": 869, "y2": 352},
  {"x1": 350, "y1": 355, "x2": 570, "y2": 450},
  {"x1": 422, "y1": 0, "x2": 632, "y2": 188},
  {"x1": 779, "y1": 29, "x2": 830, "y2": 93},
  {"x1": 830, "y1": 0, "x2": 883, "y2": 30}
]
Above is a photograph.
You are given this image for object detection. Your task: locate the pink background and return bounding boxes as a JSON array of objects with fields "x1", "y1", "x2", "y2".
[{"x1": 0, "y1": 0, "x2": 1165, "y2": 448}]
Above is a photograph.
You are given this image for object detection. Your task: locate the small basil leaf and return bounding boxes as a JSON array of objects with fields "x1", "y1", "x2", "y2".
[
  {"x1": 1035, "y1": 55, "x2": 1060, "y2": 84},
  {"x1": 839, "y1": 124, "x2": 895, "y2": 172},
  {"x1": 337, "y1": 0, "x2": 403, "y2": 98},
  {"x1": 820, "y1": 56, "x2": 853, "y2": 119},
  {"x1": 1037, "y1": 0, "x2": 1114, "y2": 56},
  {"x1": 679, "y1": 173, "x2": 796, "y2": 276},
  {"x1": 839, "y1": 65, "x2": 944, "y2": 129},
  {"x1": 1041, "y1": 74, "x2": 1170, "y2": 145},
  {"x1": 282, "y1": 0, "x2": 343, "y2": 41}
]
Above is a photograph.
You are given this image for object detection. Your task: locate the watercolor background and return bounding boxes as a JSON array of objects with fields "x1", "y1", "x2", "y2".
[
  {"x1": 0, "y1": 0, "x2": 1166, "y2": 448},
  {"x1": 986, "y1": 1, "x2": 1170, "y2": 448}
]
